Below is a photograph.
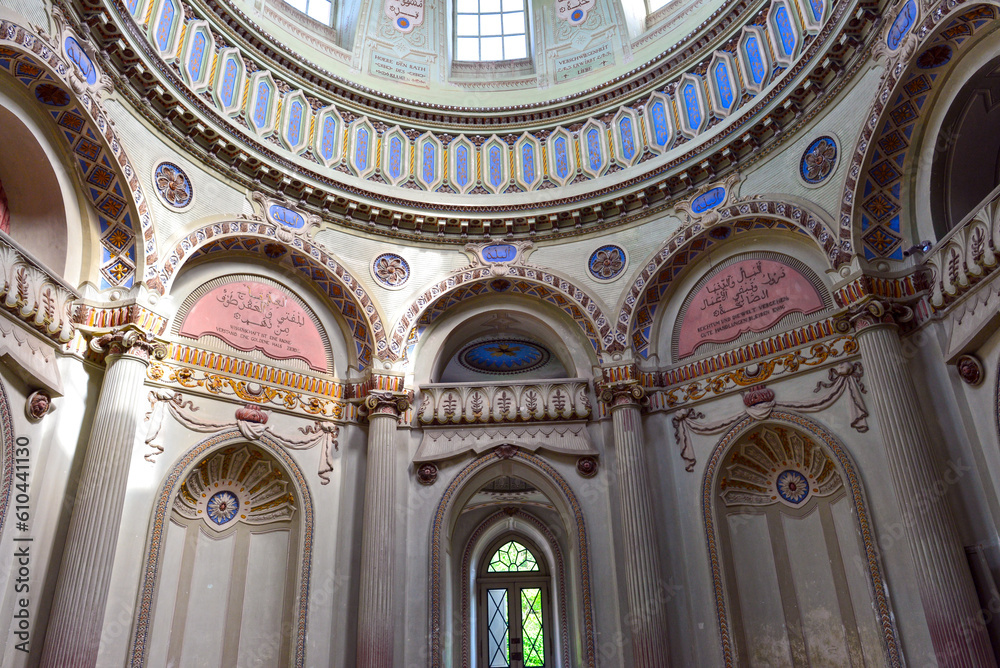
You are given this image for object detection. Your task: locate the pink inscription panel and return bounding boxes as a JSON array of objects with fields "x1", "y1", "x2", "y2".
[
  {"x1": 677, "y1": 259, "x2": 825, "y2": 358},
  {"x1": 180, "y1": 281, "x2": 327, "y2": 372}
]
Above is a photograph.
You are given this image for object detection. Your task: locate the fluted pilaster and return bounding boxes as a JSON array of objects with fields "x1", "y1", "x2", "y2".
[
  {"x1": 603, "y1": 381, "x2": 671, "y2": 666},
  {"x1": 854, "y1": 311, "x2": 996, "y2": 667},
  {"x1": 356, "y1": 390, "x2": 408, "y2": 668},
  {"x1": 41, "y1": 328, "x2": 164, "y2": 667}
]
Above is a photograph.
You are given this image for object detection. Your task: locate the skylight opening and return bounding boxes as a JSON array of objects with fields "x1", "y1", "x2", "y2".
[
  {"x1": 456, "y1": 0, "x2": 528, "y2": 62},
  {"x1": 282, "y1": 0, "x2": 332, "y2": 25}
]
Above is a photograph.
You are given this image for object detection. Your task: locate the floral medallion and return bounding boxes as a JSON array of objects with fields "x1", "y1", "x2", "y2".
[
  {"x1": 153, "y1": 162, "x2": 193, "y2": 208},
  {"x1": 800, "y1": 136, "x2": 838, "y2": 184},
  {"x1": 776, "y1": 470, "x2": 810, "y2": 504},
  {"x1": 371, "y1": 252, "x2": 410, "y2": 289},
  {"x1": 34, "y1": 83, "x2": 70, "y2": 106},
  {"x1": 917, "y1": 44, "x2": 952, "y2": 69},
  {"x1": 588, "y1": 244, "x2": 627, "y2": 281},
  {"x1": 207, "y1": 490, "x2": 240, "y2": 525}
]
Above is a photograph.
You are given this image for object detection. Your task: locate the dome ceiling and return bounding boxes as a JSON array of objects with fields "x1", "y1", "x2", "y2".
[{"x1": 80, "y1": 0, "x2": 881, "y2": 241}]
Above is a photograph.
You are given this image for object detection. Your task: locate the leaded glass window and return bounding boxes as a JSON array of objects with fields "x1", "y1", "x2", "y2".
[{"x1": 478, "y1": 536, "x2": 548, "y2": 667}]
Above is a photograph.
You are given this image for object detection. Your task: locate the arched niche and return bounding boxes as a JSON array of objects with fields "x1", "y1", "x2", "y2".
[
  {"x1": 923, "y1": 29, "x2": 1000, "y2": 238},
  {"x1": 645, "y1": 234, "x2": 834, "y2": 365},
  {"x1": 0, "y1": 85, "x2": 86, "y2": 281},
  {"x1": 163, "y1": 257, "x2": 355, "y2": 378},
  {"x1": 130, "y1": 431, "x2": 314, "y2": 667},
  {"x1": 702, "y1": 412, "x2": 900, "y2": 667},
  {"x1": 429, "y1": 450, "x2": 597, "y2": 667},
  {"x1": 409, "y1": 296, "x2": 598, "y2": 386}
]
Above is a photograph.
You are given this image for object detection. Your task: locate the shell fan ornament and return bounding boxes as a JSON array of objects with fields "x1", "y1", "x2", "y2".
[
  {"x1": 719, "y1": 426, "x2": 843, "y2": 508},
  {"x1": 173, "y1": 446, "x2": 296, "y2": 532}
]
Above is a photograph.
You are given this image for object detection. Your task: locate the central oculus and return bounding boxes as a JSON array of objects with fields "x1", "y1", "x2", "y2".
[{"x1": 458, "y1": 339, "x2": 551, "y2": 375}]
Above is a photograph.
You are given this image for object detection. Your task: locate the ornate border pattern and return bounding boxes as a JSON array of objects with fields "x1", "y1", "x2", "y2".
[
  {"x1": 428, "y1": 449, "x2": 596, "y2": 667},
  {"x1": 460, "y1": 509, "x2": 571, "y2": 668},
  {"x1": 159, "y1": 221, "x2": 386, "y2": 369},
  {"x1": 129, "y1": 430, "x2": 315, "y2": 668},
  {"x1": 701, "y1": 412, "x2": 900, "y2": 667},
  {"x1": 0, "y1": 23, "x2": 160, "y2": 289},
  {"x1": 0, "y1": 378, "x2": 14, "y2": 539}
]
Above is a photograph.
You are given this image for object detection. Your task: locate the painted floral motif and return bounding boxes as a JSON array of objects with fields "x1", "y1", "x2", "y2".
[
  {"x1": 154, "y1": 162, "x2": 193, "y2": 207},
  {"x1": 800, "y1": 137, "x2": 838, "y2": 184},
  {"x1": 207, "y1": 490, "x2": 239, "y2": 525},
  {"x1": 34, "y1": 83, "x2": 70, "y2": 106},
  {"x1": 588, "y1": 245, "x2": 626, "y2": 280},
  {"x1": 373, "y1": 253, "x2": 410, "y2": 287},
  {"x1": 776, "y1": 470, "x2": 809, "y2": 504}
]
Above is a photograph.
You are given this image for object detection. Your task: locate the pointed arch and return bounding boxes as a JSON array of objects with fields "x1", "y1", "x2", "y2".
[
  {"x1": 428, "y1": 448, "x2": 597, "y2": 667},
  {"x1": 614, "y1": 200, "x2": 839, "y2": 356},
  {"x1": 159, "y1": 220, "x2": 389, "y2": 370},
  {"x1": 390, "y1": 266, "x2": 613, "y2": 361},
  {"x1": 701, "y1": 411, "x2": 901, "y2": 667},
  {"x1": 129, "y1": 429, "x2": 315, "y2": 668},
  {"x1": 0, "y1": 20, "x2": 159, "y2": 290}
]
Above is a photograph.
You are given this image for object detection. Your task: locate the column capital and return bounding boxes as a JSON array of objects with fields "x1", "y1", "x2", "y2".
[
  {"x1": 89, "y1": 325, "x2": 167, "y2": 364},
  {"x1": 363, "y1": 389, "x2": 412, "y2": 419},
  {"x1": 598, "y1": 380, "x2": 646, "y2": 409}
]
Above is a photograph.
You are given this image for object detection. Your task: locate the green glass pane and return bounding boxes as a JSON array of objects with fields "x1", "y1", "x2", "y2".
[
  {"x1": 488, "y1": 541, "x2": 539, "y2": 572},
  {"x1": 487, "y1": 588, "x2": 510, "y2": 667},
  {"x1": 521, "y1": 587, "x2": 544, "y2": 666}
]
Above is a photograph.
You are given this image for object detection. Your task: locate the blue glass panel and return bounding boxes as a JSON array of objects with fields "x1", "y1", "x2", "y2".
[
  {"x1": 618, "y1": 117, "x2": 635, "y2": 161},
  {"x1": 220, "y1": 58, "x2": 238, "y2": 108},
  {"x1": 489, "y1": 145, "x2": 503, "y2": 188},
  {"x1": 422, "y1": 142, "x2": 436, "y2": 185},
  {"x1": 355, "y1": 126, "x2": 369, "y2": 172},
  {"x1": 810, "y1": 0, "x2": 823, "y2": 21},
  {"x1": 188, "y1": 33, "x2": 207, "y2": 83},
  {"x1": 775, "y1": 6, "x2": 796, "y2": 56},
  {"x1": 156, "y1": 0, "x2": 175, "y2": 52},
  {"x1": 288, "y1": 100, "x2": 303, "y2": 146},
  {"x1": 745, "y1": 36, "x2": 765, "y2": 85},
  {"x1": 649, "y1": 99, "x2": 670, "y2": 147},
  {"x1": 587, "y1": 128, "x2": 602, "y2": 171},
  {"x1": 388, "y1": 135, "x2": 403, "y2": 180},
  {"x1": 683, "y1": 82, "x2": 702, "y2": 130},
  {"x1": 253, "y1": 81, "x2": 270, "y2": 130},
  {"x1": 320, "y1": 116, "x2": 337, "y2": 161},
  {"x1": 521, "y1": 143, "x2": 535, "y2": 183},
  {"x1": 714, "y1": 62, "x2": 734, "y2": 109},
  {"x1": 554, "y1": 136, "x2": 569, "y2": 179},
  {"x1": 455, "y1": 144, "x2": 469, "y2": 188}
]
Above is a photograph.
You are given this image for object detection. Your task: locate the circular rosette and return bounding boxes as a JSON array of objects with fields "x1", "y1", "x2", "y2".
[
  {"x1": 588, "y1": 244, "x2": 628, "y2": 281},
  {"x1": 371, "y1": 253, "x2": 410, "y2": 289},
  {"x1": 154, "y1": 161, "x2": 193, "y2": 208},
  {"x1": 775, "y1": 470, "x2": 810, "y2": 505},
  {"x1": 800, "y1": 136, "x2": 838, "y2": 184},
  {"x1": 195, "y1": 483, "x2": 252, "y2": 531}
]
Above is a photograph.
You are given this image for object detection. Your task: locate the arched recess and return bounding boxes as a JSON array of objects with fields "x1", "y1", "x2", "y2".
[
  {"x1": 0, "y1": 379, "x2": 15, "y2": 538},
  {"x1": 842, "y1": 3, "x2": 999, "y2": 262},
  {"x1": 0, "y1": 21, "x2": 160, "y2": 289},
  {"x1": 408, "y1": 295, "x2": 598, "y2": 385},
  {"x1": 463, "y1": 513, "x2": 569, "y2": 668},
  {"x1": 129, "y1": 430, "x2": 314, "y2": 668},
  {"x1": 702, "y1": 411, "x2": 900, "y2": 667},
  {"x1": 390, "y1": 266, "x2": 614, "y2": 362},
  {"x1": 429, "y1": 449, "x2": 597, "y2": 667},
  {"x1": 160, "y1": 221, "x2": 389, "y2": 371},
  {"x1": 615, "y1": 202, "x2": 839, "y2": 358}
]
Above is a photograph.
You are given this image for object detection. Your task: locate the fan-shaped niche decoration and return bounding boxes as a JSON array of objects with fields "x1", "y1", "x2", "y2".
[
  {"x1": 719, "y1": 425, "x2": 842, "y2": 508},
  {"x1": 173, "y1": 446, "x2": 296, "y2": 532}
]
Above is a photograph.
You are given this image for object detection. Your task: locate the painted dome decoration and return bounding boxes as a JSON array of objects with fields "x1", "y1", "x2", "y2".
[
  {"x1": 154, "y1": 161, "x2": 193, "y2": 208},
  {"x1": 458, "y1": 339, "x2": 551, "y2": 375}
]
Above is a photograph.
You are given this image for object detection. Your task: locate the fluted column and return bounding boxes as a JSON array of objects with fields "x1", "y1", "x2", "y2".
[
  {"x1": 852, "y1": 302, "x2": 996, "y2": 667},
  {"x1": 41, "y1": 327, "x2": 164, "y2": 667},
  {"x1": 601, "y1": 378, "x2": 671, "y2": 666},
  {"x1": 356, "y1": 389, "x2": 409, "y2": 668}
]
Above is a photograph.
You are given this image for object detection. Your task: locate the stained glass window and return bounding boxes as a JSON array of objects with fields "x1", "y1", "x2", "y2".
[{"x1": 488, "y1": 541, "x2": 540, "y2": 572}]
